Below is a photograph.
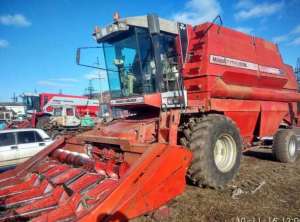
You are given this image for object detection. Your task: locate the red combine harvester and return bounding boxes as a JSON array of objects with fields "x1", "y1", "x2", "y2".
[
  {"x1": 23, "y1": 92, "x2": 99, "y2": 116},
  {"x1": 22, "y1": 92, "x2": 99, "y2": 124},
  {"x1": 8, "y1": 93, "x2": 99, "y2": 130},
  {"x1": 0, "y1": 14, "x2": 299, "y2": 221}
]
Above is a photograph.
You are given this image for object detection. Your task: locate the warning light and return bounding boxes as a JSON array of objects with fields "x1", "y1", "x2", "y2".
[
  {"x1": 94, "y1": 26, "x2": 100, "y2": 34},
  {"x1": 113, "y1": 12, "x2": 120, "y2": 21}
]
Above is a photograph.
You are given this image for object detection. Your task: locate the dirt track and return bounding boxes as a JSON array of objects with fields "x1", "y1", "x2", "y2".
[{"x1": 135, "y1": 148, "x2": 300, "y2": 222}]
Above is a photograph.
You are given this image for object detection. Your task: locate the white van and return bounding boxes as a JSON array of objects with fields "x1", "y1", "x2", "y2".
[{"x1": 0, "y1": 128, "x2": 53, "y2": 171}]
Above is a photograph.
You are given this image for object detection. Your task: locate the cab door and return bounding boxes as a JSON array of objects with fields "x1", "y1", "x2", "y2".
[
  {"x1": 16, "y1": 131, "x2": 43, "y2": 164},
  {"x1": 0, "y1": 132, "x2": 18, "y2": 169}
]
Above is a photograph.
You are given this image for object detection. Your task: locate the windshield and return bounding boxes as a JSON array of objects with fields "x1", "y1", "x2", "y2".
[
  {"x1": 23, "y1": 96, "x2": 40, "y2": 112},
  {"x1": 102, "y1": 27, "x2": 155, "y2": 98},
  {"x1": 53, "y1": 107, "x2": 63, "y2": 116}
]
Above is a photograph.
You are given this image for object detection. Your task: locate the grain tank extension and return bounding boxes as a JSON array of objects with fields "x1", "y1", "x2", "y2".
[{"x1": 0, "y1": 14, "x2": 299, "y2": 221}]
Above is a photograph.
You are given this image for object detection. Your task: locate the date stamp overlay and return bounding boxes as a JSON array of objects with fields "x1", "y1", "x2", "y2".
[{"x1": 230, "y1": 217, "x2": 300, "y2": 222}]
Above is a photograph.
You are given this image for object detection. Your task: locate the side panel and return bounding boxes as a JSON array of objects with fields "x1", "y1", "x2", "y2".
[
  {"x1": 0, "y1": 132, "x2": 17, "y2": 168},
  {"x1": 210, "y1": 98, "x2": 260, "y2": 144},
  {"x1": 259, "y1": 101, "x2": 288, "y2": 137},
  {"x1": 209, "y1": 98, "x2": 290, "y2": 144},
  {"x1": 0, "y1": 146, "x2": 18, "y2": 168}
]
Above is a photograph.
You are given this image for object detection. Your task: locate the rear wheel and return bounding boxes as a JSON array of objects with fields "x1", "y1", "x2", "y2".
[
  {"x1": 272, "y1": 129, "x2": 299, "y2": 163},
  {"x1": 180, "y1": 114, "x2": 242, "y2": 188}
]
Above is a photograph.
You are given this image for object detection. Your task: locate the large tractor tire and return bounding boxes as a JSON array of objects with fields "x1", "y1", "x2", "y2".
[
  {"x1": 272, "y1": 129, "x2": 299, "y2": 163},
  {"x1": 36, "y1": 116, "x2": 50, "y2": 129},
  {"x1": 180, "y1": 114, "x2": 242, "y2": 188}
]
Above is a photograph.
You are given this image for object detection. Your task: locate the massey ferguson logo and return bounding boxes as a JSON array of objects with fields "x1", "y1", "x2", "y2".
[
  {"x1": 210, "y1": 55, "x2": 282, "y2": 75},
  {"x1": 212, "y1": 56, "x2": 248, "y2": 68}
]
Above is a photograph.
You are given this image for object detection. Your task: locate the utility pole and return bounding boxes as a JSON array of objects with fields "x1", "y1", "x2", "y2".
[
  {"x1": 94, "y1": 57, "x2": 106, "y2": 103},
  {"x1": 85, "y1": 80, "x2": 96, "y2": 99},
  {"x1": 98, "y1": 71, "x2": 105, "y2": 103},
  {"x1": 11, "y1": 92, "x2": 18, "y2": 103},
  {"x1": 88, "y1": 74, "x2": 105, "y2": 102}
]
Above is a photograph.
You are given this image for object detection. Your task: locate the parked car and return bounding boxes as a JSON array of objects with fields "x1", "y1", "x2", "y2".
[{"x1": 0, "y1": 128, "x2": 53, "y2": 172}]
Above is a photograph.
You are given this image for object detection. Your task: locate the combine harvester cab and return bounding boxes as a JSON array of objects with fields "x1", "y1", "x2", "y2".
[{"x1": 0, "y1": 125, "x2": 192, "y2": 221}]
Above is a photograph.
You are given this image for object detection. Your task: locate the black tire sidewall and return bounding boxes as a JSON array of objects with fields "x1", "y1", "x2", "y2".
[{"x1": 273, "y1": 130, "x2": 299, "y2": 163}]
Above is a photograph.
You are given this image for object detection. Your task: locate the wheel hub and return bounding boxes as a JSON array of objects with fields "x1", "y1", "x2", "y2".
[
  {"x1": 288, "y1": 138, "x2": 296, "y2": 157},
  {"x1": 214, "y1": 134, "x2": 237, "y2": 173}
]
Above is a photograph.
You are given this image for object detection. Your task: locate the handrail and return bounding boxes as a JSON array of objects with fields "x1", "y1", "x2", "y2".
[{"x1": 202, "y1": 15, "x2": 223, "y2": 36}]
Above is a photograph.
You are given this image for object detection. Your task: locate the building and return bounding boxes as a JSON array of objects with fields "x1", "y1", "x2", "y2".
[{"x1": 0, "y1": 102, "x2": 26, "y2": 116}]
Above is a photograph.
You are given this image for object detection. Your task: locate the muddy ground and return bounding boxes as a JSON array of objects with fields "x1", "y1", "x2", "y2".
[{"x1": 135, "y1": 148, "x2": 300, "y2": 222}]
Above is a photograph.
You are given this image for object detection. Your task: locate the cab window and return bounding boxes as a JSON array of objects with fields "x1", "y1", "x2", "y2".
[
  {"x1": 0, "y1": 133, "x2": 16, "y2": 146},
  {"x1": 53, "y1": 108, "x2": 63, "y2": 116},
  {"x1": 66, "y1": 108, "x2": 74, "y2": 116},
  {"x1": 17, "y1": 131, "x2": 36, "y2": 144},
  {"x1": 34, "y1": 131, "x2": 44, "y2": 142},
  {"x1": 43, "y1": 96, "x2": 49, "y2": 106},
  {"x1": 5, "y1": 113, "x2": 11, "y2": 120}
]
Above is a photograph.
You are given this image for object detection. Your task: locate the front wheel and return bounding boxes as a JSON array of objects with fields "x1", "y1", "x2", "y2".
[
  {"x1": 180, "y1": 114, "x2": 242, "y2": 189},
  {"x1": 272, "y1": 129, "x2": 299, "y2": 163}
]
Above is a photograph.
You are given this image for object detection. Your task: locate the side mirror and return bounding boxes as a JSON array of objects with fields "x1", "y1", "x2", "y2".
[
  {"x1": 43, "y1": 137, "x2": 51, "y2": 142},
  {"x1": 75, "y1": 46, "x2": 112, "y2": 72},
  {"x1": 76, "y1": 48, "x2": 81, "y2": 65}
]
